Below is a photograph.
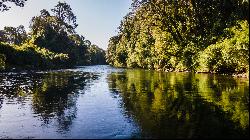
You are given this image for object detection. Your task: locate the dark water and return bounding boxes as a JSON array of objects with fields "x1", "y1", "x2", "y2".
[{"x1": 0, "y1": 65, "x2": 249, "y2": 139}]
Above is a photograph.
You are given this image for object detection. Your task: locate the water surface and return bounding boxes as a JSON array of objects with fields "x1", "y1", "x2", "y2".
[{"x1": 0, "y1": 65, "x2": 249, "y2": 139}]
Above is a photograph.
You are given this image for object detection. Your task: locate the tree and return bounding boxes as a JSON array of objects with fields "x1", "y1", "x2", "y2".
[
  {"x1": 107, "y1": 0, "x2": 249, "y2": 73},
  {"x1": 1, "y1": 25, "x2": 27, "y2": 45},
  {"x1": 0, "y1": 0, "x2": 27, "y2": 12},
  {"x1": 29, "y1": 3, "x2": 92, "y2": 66},
  {"x1": 106, "y1": 35, "x2": 122, "y2": 66},
  {"x1": 87, "y1": 44, "x2": 106, "y2": 65},
  {"x1": 51, "y1": 1, "x2": 78, "y2": 30},
  {"x1": 0, "y1": 1, "x2": 105, "y2": 70}
]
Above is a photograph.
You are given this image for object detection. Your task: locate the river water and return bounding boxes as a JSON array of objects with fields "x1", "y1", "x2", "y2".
[{"x1": 0, "y1": 65, "x2": 249, "y2": 139}]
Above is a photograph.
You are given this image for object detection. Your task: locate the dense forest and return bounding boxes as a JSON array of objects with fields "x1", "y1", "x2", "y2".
[
  {"x1": 106, "y1": 0, "x2": 249, "y2": 74},
  {"x1": 0, "y1": 1, "x2": 106, "y2": 71}
]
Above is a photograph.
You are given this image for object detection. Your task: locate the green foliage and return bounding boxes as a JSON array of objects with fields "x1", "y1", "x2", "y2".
[
  {"x1": 30, "y1": 7, "x2": 84, "y2": 66},
  {"x1": 0, "y1": 1, "x2": 106, "y2": 70},
  {"x1": 86, "y1": 45, "x2": 106, "y2": 65},
  {"x1": 0, "y1": 25, "x2": 27, "y2": 45},
  {"x1": 198, "y1": 20, "x2": 249, "y2": 73},
  {"x1": 106, "y1": 35, "x2": 127, "y2": 67},
  {"x1": 51, "y1": 1, "x2": 78, "y2": 29},
  {"x1": 106, "y1": 0, "x2": 249, "y2": 74},
  {"x1": 0, "y1": 42, "x2": 70, "y2": 70}
]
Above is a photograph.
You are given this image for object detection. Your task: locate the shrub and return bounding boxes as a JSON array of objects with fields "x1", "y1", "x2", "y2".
[
  {"x1": 0, "y1": 42, "x2": 70, "y2": 70},
  {"x1": 198, "y1": 20, "x2": 249, "y2": 73}
]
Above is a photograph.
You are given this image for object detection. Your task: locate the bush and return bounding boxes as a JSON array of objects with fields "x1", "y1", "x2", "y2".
[
  {"x1": 198, "y1": 20, "x2": 249, "y2": 73},
  {"x1": 0, "y1": 42, "x2": 70, "y2": 70}
]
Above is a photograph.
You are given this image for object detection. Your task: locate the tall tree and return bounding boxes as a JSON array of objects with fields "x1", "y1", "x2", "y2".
[
  {"x1": 107, "y1": 0, "x2": 249, "y2": 72},
  {"x1": 51, "y1": 1, "x2": 78, "y2": 30},
  {"x1": 1, "y1": 25, "x2": 27, "y2": 45}
]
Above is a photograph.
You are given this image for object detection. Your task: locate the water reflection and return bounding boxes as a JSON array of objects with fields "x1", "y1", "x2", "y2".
[
  {"x1": 107, "y1": 69, "x2": 249, "y2": 139},
  {"x1": 0, "y1": 66, "x2": 249, "y2": 139},
  {"x1": 0, "y1": 71, "x2": 99, "y2": 134}
]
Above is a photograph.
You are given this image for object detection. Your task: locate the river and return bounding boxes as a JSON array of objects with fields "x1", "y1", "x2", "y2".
[{"x1": 0, "y1": 65, "x2": 249, "y2": 139}]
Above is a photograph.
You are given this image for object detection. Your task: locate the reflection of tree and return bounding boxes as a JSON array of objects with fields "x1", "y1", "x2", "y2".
[
  {"x1": 107, "y1": 70, "x2": 249, "y2": 139},
  {"x1": 31, "y1": 71, "x2": 98, "y2": 132},
  {"x1": 0, "y1": 71, "x2": 98, "y2": 132},
  {"x1": 195, "y1": 74, "x2": 249, "y2": 130},
  {"x1": 0, "y1": 73, "x2": 38, "y2": 105}
]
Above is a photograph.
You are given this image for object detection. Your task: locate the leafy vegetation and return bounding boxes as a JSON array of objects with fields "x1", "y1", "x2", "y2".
[
  {"x1": 0, "y1": 42, "x2": 70, "y2": 70},
  {"x1": 198, "y1": 20, "x2": 249, "y2": 73},
  {"x1": 106, "y1": 0, "x2": 249, "y2": 74},
  {"x1": 0, "y1": 1, "x2": 106, "y2": 71},
  {"x1": 86, "y1": 45, "x2": 107, "y2": 65}
]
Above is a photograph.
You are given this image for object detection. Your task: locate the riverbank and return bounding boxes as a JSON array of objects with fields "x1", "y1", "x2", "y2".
[
  {"x1": 113, "y1": 65, "x2": 249, "y2": 79},
  {"x1": 177, "y1": 71, "x2": 248, "y2": 79},
  {"x1": 1, "y1": 64, "x2": 249, "y2": 79}
]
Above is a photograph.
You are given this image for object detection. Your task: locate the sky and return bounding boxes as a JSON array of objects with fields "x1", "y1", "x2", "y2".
[{"x1": 0, "y1": 0, "x2": 132, "y2": 50}]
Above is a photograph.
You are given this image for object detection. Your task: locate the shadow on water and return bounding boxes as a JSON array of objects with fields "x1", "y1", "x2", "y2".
[
  {"x1": 0, "y1": 70, "x2": 99, "y2": 133},
  {"x1": 107, "y1": 69, "x2": 249, "y2": 139}
]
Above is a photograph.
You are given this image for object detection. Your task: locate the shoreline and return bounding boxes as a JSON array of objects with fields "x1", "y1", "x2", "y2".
[
  {"x1": 110, "y1": 65, "x2": 249, "y2": 79},
  {"x1": 1, "y1": 65, "x2": 249, "y2": 79}
]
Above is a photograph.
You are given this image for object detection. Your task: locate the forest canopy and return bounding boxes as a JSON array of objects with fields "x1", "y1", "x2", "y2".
[
  {"x1": 0, "y1": 1, "x2": 106, "y2": 71},
  {"x1": 106, "y1": 0, "x2": 249, "y2": 74}
]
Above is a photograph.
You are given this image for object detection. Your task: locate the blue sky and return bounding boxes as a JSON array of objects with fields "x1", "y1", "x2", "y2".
[{"x1": 0, "y1": 0, "x2": 132, "y2": 50}]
